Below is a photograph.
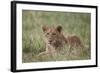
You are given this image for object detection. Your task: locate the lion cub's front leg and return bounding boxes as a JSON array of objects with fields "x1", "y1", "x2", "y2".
[{"x1": 38, "y1": 45, "x2": 56, "y2": 56}]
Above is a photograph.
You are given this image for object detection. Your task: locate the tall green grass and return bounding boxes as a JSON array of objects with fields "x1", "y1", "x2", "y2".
[{"x1": 22, "y1": 10, "x2": 91, "y2": 63}]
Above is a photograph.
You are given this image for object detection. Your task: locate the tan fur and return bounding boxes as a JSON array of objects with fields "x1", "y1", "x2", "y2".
[
  {"x1": 66, "y1": 34, "x2": 84, "y2": 48},
  {"x1": 38, "y1": 25, "x2": 84, "y2": 56},
  {"x1": 65, "y1": 34, "x2": 84, "y2": 54}
]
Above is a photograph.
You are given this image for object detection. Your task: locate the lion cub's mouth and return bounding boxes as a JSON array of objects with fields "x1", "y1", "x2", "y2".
[
  {"x1": 48, "y1": 40, "x2": 57, "y2": 45},
  {"x1": 47, "y1": 39, "x2": 55, "y2": 44}
]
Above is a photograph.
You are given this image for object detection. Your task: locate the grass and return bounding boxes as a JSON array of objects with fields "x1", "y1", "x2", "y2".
[{"x1": 22, "y1": 10, "x2": 91, "y2": 63}]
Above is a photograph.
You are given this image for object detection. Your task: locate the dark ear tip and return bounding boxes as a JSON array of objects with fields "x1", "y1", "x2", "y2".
[
  {"x1": 57, "y1": 25, "x2": 62, "y2": 29},
  {"x1": 56, "y1": 25, "x2": 62, "y2": 32},
  {"x1": 58, "y1": 25, "x2": 62, "y2": 28},
  {"x1": 42, "y1": 25, "x2": 47, "y2": 32}
]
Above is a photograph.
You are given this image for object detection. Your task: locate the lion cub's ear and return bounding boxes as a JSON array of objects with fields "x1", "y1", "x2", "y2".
[
  {"x1": 56, "y1": 25, "x2": 62, "y2": 33},
  {"x1": 42, "y1": 25, "x2": 48, "y2": 32}
]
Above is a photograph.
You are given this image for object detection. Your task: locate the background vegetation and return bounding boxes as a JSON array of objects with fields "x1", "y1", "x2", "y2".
[{"x1": 22, "y1": 10, "x2": 91, "y2": 63}]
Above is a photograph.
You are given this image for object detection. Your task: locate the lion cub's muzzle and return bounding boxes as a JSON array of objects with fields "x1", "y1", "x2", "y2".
[{"x1": 47, "y1": 38, "x2": 53, "y2": 44}]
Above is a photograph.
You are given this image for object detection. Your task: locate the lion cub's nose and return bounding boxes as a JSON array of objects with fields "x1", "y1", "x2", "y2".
[
  {"x1": 49, "y1": 40, "x2": 52, "y2": 43},
  {"x1": 48, "y1": 39, "x2": 52, "y2": 44}
]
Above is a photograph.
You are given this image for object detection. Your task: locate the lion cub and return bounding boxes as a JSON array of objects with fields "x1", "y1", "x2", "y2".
[{"x1": 39, "y1": 25, "x2": 84, "y2": 56}]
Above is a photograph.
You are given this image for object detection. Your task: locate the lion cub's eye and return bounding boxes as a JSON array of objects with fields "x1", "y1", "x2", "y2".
[{"x1": 46, "y1": 33, "x2": 49, "y2": 35}]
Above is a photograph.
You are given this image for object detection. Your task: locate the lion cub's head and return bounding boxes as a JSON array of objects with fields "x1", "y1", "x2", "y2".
[{"x1": 42, "y1": 25, "x2": 62, "y2": 46}]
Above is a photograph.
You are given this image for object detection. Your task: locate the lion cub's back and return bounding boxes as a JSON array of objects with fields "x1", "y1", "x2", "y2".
[{"x1": 65, "y1": 34, "x2": 83, "y2": 48}]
